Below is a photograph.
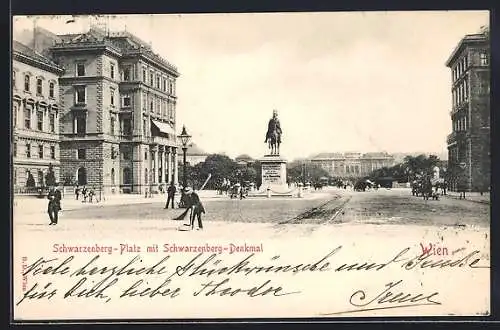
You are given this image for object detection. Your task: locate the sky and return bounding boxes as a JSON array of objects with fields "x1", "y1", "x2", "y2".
[{"x1": 13, "y1": 11, "x2": 489, "y2": 160}]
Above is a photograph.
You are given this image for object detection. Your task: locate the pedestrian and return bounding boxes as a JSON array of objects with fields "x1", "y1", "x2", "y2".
[
  {"x1": 47, "y1": 186, "x2": 62, "y2": 225},
  {"x1": 88, "y1": 187, "x2": 95, "y2": 203},
  {"x1": 75, "y1": 185, "x2": 80, "y2": 200},
  {"x1": 82, "y1": 186, "x2": 88, "y2": 203},
  {"x1": 164, "y1": 182, "x2": 176, "y2": 209},
  {"x1": 183, "y1": 187, "x2": 205, "y2": 230}
]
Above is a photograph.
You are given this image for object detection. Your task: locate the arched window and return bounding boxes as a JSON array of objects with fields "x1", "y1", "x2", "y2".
[
  {"x1": 111, "y1": 168, "x2": 115, "y2": 185},
  {"x1": 77, "y1": 167, "x2": 87, "y2": 185},
  {"x1": 145, "y1": 168, "x2": 148, "y2": 184},
  {"x1": 123, "y1": 167, "x2": 131, "y2": 185}
]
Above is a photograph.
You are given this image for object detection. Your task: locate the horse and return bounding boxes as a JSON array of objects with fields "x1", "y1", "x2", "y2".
[{"x1": 267, "y1": 130, "x2": 280, "y2": 155}]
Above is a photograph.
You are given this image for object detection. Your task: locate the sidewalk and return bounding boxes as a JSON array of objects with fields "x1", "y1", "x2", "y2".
[
  {"x1": 13, "y1": 190, "x2": 225, "y2": 216},
  {"x1": 442, "y1": 191, "x2": 490, "y2": 204}
]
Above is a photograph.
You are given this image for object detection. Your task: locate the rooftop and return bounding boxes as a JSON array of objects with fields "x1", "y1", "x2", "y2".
[
  {"x1": 311, "y1": 152, "x2": 394, "y2": 160},
  {"x1": 445, "y1": 27, "x2": 489, "y2": 67},
  {"x1": 52, "y1": 27, "x2": 179, "y2": 75},
  {"x1": 13, "y1": 40, "x2": 63, "y2": 71},
  {"x1": 186, "y1": 143, "x2": 209, "y2": 156}
]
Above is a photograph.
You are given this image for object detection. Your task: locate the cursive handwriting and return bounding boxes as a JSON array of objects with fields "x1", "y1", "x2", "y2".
[
  {"x1": 193, "y1": 277, "x2": 300, "y2": 297},
  {"x1": 321, "y1": 279, "x2": 441, "y2": 315},
  {"x1": 16, "y1": 282, "x2": 58, "y2": 306}
]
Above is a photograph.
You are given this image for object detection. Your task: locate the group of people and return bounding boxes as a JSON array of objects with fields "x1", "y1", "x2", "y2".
[
  {"x1": 44, "y1": 182, "x2": 205, "y2": 230},
  {"x1": 164, "y1": 182, "x2": 205, "y2": 230},
  {"x1": 74, "y1": 186, "x2": 97, "y2": 203}
]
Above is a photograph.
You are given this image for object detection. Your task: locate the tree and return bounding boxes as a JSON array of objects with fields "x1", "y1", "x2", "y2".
[
  {"x1": 26, "y1": 171, "x2": 35, "y2": 187},
  {"x1": 45, "y1": 163, "x2": 57, "y2": 187}
]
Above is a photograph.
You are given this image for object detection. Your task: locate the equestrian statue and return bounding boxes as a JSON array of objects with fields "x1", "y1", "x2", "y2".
[{"x1": 264, "y1": 109, "x2": 282, "y2": 155}]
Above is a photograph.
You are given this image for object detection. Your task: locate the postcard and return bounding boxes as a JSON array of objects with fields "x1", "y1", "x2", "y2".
[{"x1": 11, "y1": 11, "x2": 490, "y2": 321}]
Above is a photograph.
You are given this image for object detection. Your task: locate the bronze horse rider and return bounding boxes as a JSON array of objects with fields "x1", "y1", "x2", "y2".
[{"x1": 264, "y1": 109, "x2": 282, "y2": 155}]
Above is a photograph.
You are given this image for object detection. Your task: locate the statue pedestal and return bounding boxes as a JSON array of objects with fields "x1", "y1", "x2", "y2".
[{"x1": 259, "y1": 155, "x2": 288, "y2": 193}]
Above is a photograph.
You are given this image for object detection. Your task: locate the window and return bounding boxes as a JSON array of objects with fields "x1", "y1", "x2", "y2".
[
  {"x1": 24, "y1": 75, "x2": 30, "y2": 91},
  {"x1": 142, "y1": 68, "x2": 147, "y2": 82},
  {"x1": 150, "y1": 71, "x2": 154, "y2": 86},
  {"x1": 37, "y1": 78, "x2": 43, "y2": 95},
  {"x1": 122, "y1": 94, "x2": 131, "y2": 107},
  {"x1": 13, "y1": 142, "x2": 17, "y2": 157},
  {"x1": 38, "y1": 145, "x2": 44, "y2": 158},
  {"x1": 74, "y1": 115, "x2": 87, "y2": 135},
  {"x1": 75, "y1": 86, "x2": 86, "y2": 104},
  {"x1": 156, "y1": 99, "x2": 160, "y2": 114},
  {"x1": 50, "y1": 146, "x2": 56, "y2": 159},
  {"x1": 123, "y1": 151, "x2": 131, "y2": 160},
  {"x1": 464, "y1": 78, "x2": 469, "y2": 101},
  {"x1": 162, "y1": 78, "x2": 167, "y2": 91},
  {"x1": 143, "y1": 118, "x2": 147, "y2": 136},
  {"x1": 26, "y1": 143, "x2": 31, "y2": 158},
  {"x1": 156, "y1": 75, "x2": 160, "y2": 89},
  {"x1": 110, "y1": 116, "x2": 115, "y2": 135},
  {"x1": 49, "y1": 114, "x2": 55, "y2": 133},
  {"x1": 37, "y1": 111, "x2": 43, "y2": 131},
  {"x1": 480, "y1": 52, "x2": 489, "y2": 66},
  {"x1": 150, "y1": 100, "x2": 154, "y2": 112},
  {"x1": 111, "y1": 168, "x2": 115, "y2": 185},
  {"x1": 76, "y1": 63, "x2": 85, "y2": 76},
  {"x1": 111, "y1": 146, "x2": 116, "y2": 159},
  {"x1": 77, "y1": 149, "x2": 86, "y2": 159},
  {"x1": 144, "y1": 151, "x2": 148, "y2": 160},
  {"x1": 110, "y1": 88, "x2": 115, "y2": 106},
  {"x1": 142, "y1": 92, "x2": 147, "y2": 110},
  {"x1": 24, "y1": 108, "x2": 31, "y2": 129},
  {"x1": 110, "y1": 63, "x2": 115, "y2": 79},
  {"x1": 13, "y1": 104, "x2": 18, "y2": 128},
  {"x1": 13, "y1": 71, "x2": 16, "y2": 89},
  {"x1": 49, "y1": 82, "x2": 55, "y2": 98},
  {"x1": 123, "y1": 118, "x2": 132, "y2": 136},
  {"x1": 123, "y1": 66, "x2": 131, "y2": 81}
]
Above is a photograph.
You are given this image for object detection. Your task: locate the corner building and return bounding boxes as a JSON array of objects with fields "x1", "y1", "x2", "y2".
[
  {"x1": 12, "y1": 40, "x2": 63, "y2": 191},
  {"x1": 49, "y1": 28, "x2": 180, "y2": 194},
  {"x1": 445, "y1": 27, "x2": 490, "y2": 192}
]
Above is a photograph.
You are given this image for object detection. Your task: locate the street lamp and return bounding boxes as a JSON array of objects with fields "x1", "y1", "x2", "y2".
[{"x1": 178, "y1": 125, "x2": 192, "y2": 189}]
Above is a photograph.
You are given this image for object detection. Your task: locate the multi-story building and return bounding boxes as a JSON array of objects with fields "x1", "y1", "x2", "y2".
[
  {"x1": 40, "y1": 27, "x2": 181, "y2": 194},
  {"x1": 185, "y1": 143, "x2": 210, "y2": 166},
  {"x1": 445, "y1": 27, "x2": 490, "y2": 192},
  {"x1": 310, "y1": 152, "x2": 395, "y2": 178},
  {"x1": 12, "y1": 40, "x2": 64, "y2": 192}
]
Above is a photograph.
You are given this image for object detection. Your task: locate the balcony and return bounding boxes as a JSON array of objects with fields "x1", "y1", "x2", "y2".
[{"x1": 447, "y1": 131, "x2": 467, "y2": 145}]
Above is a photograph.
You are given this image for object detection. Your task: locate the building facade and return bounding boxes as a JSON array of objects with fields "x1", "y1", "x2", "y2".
[
  {"x1": 44, "y1": 27, "x2": 180, "y2": 194},
  {"x1": 12, "y1": 40, "x2": 64, "y2": 192},
  {"x1": 445, "y1": 27, "x2": 490, "y2": 192},
  {"x1": 185, "y1": 143, "x2": 210, "y2": 166},
  {"x1": 310, "y1": 152, "x2": 395, "y2": 178}
]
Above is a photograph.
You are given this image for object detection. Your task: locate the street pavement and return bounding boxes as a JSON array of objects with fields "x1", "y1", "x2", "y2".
[{"x1": 13, "y1": 187, "x2": 489, "y2": 228}]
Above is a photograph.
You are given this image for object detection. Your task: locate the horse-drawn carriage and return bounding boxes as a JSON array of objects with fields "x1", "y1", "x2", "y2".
[{"x1": 411, "y1": 177, "x2": 444, "y2": 200}]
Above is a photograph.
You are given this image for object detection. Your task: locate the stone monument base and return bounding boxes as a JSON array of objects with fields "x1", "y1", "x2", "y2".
[{"x1": 259, "y1": 155, "x2": 289, "y2": 194}]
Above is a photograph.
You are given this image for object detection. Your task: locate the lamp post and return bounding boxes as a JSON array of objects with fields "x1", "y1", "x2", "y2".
[{"x1": 178, "y1": 125, "x2": 192, "y2": 189}]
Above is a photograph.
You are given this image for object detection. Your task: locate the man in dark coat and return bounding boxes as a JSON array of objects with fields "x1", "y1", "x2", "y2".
[
  {"x1": 165, "y1": 182, "x2": 177, "y2": 209},
  {"x1": 264, "y1": 109, "x2": 282, "y2": 144},
  {"x1": 183, "y1": 187, "x2": 205, "y2": 230},
  {"x1": 47, "y1": 187, "x2": 62, "y2": 225}
]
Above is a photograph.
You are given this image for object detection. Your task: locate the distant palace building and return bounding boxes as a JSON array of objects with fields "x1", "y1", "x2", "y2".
[
  {"x1": 12, "y1": 40, "x2": 64, "y2": 192},
  {"x1": 309, "y1": 152, "x2": 395, "y2": 178},
  {"x1": 185, "y1": 143, "x2": 210, "y2": 166},
  {"x1": 19, "y1": 26, "x2": 181, "y2": 194},
  {"x1": 445, "y1": 26, "x2": 490, "y2": 192}
]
